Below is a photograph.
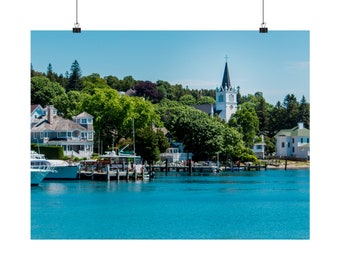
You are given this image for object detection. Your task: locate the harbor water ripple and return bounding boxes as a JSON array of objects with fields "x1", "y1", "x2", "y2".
[{"x1": 31, "y1": 169, "x2": 309, "y2": 239}]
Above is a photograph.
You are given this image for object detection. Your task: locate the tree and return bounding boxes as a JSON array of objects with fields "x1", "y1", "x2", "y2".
[
  {"x1": 163, "y1": 105, "x2": 225, "y2": 161},
  {"x1": 105, "y1": 75, "x2": 121, "y2": 90},
  {"x1": 31, "y1": 76, "x2": 66, "y2": 107},
  {"x1": 283, "y1": 94, "x2": 299, "y2": 128},
  {"x1": 135, "y1": 126, "x2": 169, "y2": 163},
  {"x1": 298, "y1": 95, "x2": 310, "y2": 129},
  {"x1": 134, "y1": 81, "x2": 163, "y2": 103},
  {"x1": 46, "y1": 63, "x2": 57, "y2": 82},
  {"x1": 120, "y1": 75, "x2": 136, "y2": 91},
  {"x1": 155, "y1": 129, "x2": 170, "y2": 153},
  {"x1": 228, "y1": 102, "x2": 259, "y2": 148},
  {"x1": 197, "y1": 96, "x2": 215, "y2": 105},
  {"x1": 81, "y1": 73, "x2": 110, "y2": 94},
  {"x1": 78, "y1": 88, "x2": 161, "y2": 152},
  {"x1": 66, "y1": 60, "x2": 82, "y2": 91},
  {"x1": 179, "y1": 94, "x2": 196, "y2": 106}
]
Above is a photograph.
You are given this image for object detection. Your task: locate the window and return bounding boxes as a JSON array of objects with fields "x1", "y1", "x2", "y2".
[
  {"x1": 292, "y1": 147, "x2": 295, "y2": 153},
  {"x1": 81, "y1": 118, "x2": 87, "y2": 124},
  {"x1": 292, "y1": 138, "x2": 295, "y2": 143},
  {"x1": 281, "y1": 142, "x2": 285, "y2": 148},
  {"x1": 219, "y1": 95, "x2": 224, "y2": 102},
  {"x1": 300, "y1": 138, "x2": 303, "y2": 143},
  {"x1": 307, "y1": 138, "x2": 309, "y2": 143},
  {"x1": 229, "y1": 94, "x2": 234, "y2": 102},
  {"x1": 288, "y1": 142, "x2": 290, "y2": 148}
]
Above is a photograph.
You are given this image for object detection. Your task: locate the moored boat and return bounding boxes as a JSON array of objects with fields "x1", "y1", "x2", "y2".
[
  {"x1": 30, "y1": 151, "x2": 79, "y2": 180},
  {"x1": 44, "y1": 159, "x2": 80, "y2": 180},
  {"x1": 31, "y1": 158, "x2": 53, "y2": 185},
  {"x1": 79, "y1": 151, "x2": 151, "y2": 181}
]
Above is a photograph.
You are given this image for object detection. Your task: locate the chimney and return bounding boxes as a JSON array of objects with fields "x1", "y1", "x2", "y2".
[
  {"x1": 47, "y1": 105, "x2": 54, "y2": 124},
  {"x1": 298, "y1": 122, "x2": 304, "y2": 129}
]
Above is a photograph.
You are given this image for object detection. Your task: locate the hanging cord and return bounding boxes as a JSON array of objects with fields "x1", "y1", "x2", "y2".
[
  {"x1": 259, "y1": 0, "x2": 268, "y2": 33},
  {"x1": 73, "y1": 0, "x2": 81, "y2": 32}
]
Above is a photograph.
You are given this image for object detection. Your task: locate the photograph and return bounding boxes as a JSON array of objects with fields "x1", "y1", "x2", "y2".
[{"x1": 30, "y1": 30, "x2": 310, "y2": 240}]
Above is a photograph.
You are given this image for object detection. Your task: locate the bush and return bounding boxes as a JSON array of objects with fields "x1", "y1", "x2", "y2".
[{"x1": 31, "y1": 144, "x2": 64, "y2": 159}]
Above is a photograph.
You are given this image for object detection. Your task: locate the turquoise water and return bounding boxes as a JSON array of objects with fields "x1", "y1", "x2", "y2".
[{"x1": 31, "y1": 169, "x2": 309, "y2": 239}]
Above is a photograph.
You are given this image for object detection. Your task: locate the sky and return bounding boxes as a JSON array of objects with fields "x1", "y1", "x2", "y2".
[{"x1": 31, "y1": 30, "x2": 309, "y2": 105}]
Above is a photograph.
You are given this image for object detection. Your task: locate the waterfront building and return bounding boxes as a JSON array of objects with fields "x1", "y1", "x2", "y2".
[
  {"x1": 30, "y1": 105, "x2": 94, "y2": 158},
  {"x1": 252, "y1": 135, "x2": 266, "y2": 159},
  {"x1": 274, "y1": 122, "x2": 310, "y2": 159}
]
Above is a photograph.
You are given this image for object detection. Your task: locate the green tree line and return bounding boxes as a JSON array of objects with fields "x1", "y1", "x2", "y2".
[{"x1": 31, "y1": 61, "x2": 310, "y2": 163}]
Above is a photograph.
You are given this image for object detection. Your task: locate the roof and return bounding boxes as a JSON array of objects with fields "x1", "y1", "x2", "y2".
[
  {"x1": 73, "y1": 112, "x2": 93, "y2": 118},
  {"x1": 221, "y1": 61, "x2": 231, "y2": 90},
  {"x1": 31, "y1": 115, "x2": 88, "y2": 132},
  {"x1": 194, "y1": 104, "x2": 213, "y2": 115},
  {"x1": 31, "y1": 104, "x2": 43, "y2": 114},
  {"x1": 290, "y1": 126, "x2": 310, "y2": 137},
  {"x1": 275, "y1": 125, "x2": 310, "y2": 138}
]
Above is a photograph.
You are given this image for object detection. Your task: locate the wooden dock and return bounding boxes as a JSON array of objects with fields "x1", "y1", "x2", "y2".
[
  {"x1": 78, "y1": 166, "x2": 149, "y2": 181},
  {"x1": 150, "y1": 163, "x2": 267, "y2": 173}
]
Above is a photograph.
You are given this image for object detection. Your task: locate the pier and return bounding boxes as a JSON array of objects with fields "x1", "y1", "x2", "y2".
[{"x1": 78, "y1": 165, "x2": 149, "y2": 181}]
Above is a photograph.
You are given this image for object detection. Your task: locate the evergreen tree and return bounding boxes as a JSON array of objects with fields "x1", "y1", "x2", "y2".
[
  {"x1": 283, "y1": 94, "x2": 300, "y2": 128},
  {"x1": 46, "y1": 63, "x2": 57, "y2": 82},
  {"x1": 298, "y1": 95, "x2": 310, "y2": 129},
  {"x1": 66, "y1": 60, "x2": 82, "y2": 91}
]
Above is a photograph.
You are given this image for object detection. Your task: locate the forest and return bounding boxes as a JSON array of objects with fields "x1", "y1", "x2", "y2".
[{"x1": 31, "y1": 60, "x2": 310, "y2": 163}]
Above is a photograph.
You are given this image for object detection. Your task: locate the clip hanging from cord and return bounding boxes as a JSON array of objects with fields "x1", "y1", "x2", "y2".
[
  {"x1": 259, "y1": 0, "x2": 268, "y2": 33},
  {"x1": 72, "y1": 0, "x2": 81, "y2": 33}
]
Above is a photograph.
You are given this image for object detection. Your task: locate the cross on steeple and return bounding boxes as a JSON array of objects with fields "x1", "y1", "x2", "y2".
[{"x1": 225, "y1": 55, "x2": 229, "y2": 62}]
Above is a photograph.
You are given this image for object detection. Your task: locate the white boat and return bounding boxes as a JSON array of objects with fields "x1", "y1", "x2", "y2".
[
  {"x1": 45, "y1": 159, "x2": 79, "y2": 180},
  {"x1": 80, "y1": 150, "x2": 151, "y2": 181},
  {"x1": 30, "y1": 151, "x2": 79, "y2": 180},
  {"x1": 31, "y1": 158, "x2": 53, "y2": 185}
]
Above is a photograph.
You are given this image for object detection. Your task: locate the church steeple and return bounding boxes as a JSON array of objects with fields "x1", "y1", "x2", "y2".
[
  {"x1": 215, "y1": 57, "x2": 238, "y2": 123},
  {"x1": 221, "y1": 60, "x2": 231, "y2": 90}
]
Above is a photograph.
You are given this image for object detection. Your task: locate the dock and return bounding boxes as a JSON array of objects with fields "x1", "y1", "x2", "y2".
[
  {"x1": 78, "y1": 165, "x2": 149, "y2": 181},
  {"x1": 150, "y1": 163, "x2": 267, "y2": 173},
  {"x1": 77, "y1": 161, "x2": 268, "y2": 180}
]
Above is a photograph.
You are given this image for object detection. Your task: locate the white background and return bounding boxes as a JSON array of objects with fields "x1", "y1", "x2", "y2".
[{"x1": 0, "y1": 0, "x2": 339, "y2": 269}]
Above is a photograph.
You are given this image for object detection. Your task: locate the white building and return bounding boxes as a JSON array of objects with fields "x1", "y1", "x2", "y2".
[
  {"x1": 274, "y1": 122, "x2": 310, "y2": 159},
  {"x1": 215, "y1": 60, "x2": 238, "y2": 122},
  {"x1": 160, "y1": 142, "x2": 193, "y2": 163},
  {"x1": 252, "y1": 135, "x2": 266, "y2": 159}
]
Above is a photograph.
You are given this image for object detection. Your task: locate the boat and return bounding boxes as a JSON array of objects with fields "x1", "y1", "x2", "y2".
[
  {"x1": 30, "y1": 151, "x2": 79, "y2": 180},
  {"x1": 31, "y1": 157, "x2": 53, "y2": 186},
  {"x1": 79, "y1": 150, "x2": 151, "y2": 181},
  {"x1": 44, "y1": 159, "x2": 80, "y2": 180}
]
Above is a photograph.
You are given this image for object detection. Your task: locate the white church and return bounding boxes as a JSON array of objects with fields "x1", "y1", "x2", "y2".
[{"x1": 215, "y1": 60, "x2": 238, "y2": 122}]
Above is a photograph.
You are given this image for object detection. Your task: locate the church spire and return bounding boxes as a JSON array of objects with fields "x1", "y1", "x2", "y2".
[{"x1": 221, "y1": 59, "x2": 231, "y2": 90}]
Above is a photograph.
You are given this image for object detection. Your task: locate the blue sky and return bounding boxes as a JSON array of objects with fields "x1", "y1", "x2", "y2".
[{"x1": 31, "y1": 30, "x2": 309, "y2": 105}]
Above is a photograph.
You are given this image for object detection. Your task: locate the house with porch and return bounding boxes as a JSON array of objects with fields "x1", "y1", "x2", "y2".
[
  {"x1": 252, "y1": 135, "x2": 266, "y2": 159},
  {"x1": 274, "y1": 122, "x2": 310, "y2": 159},
  {"x1": 31, "y1": 105, "x2": 94, "y2": 158}
]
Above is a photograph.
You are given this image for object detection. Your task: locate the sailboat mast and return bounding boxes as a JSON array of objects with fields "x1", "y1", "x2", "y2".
[{"x1": 133, "y1": 118, "x2": 136, "y2": 155}]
